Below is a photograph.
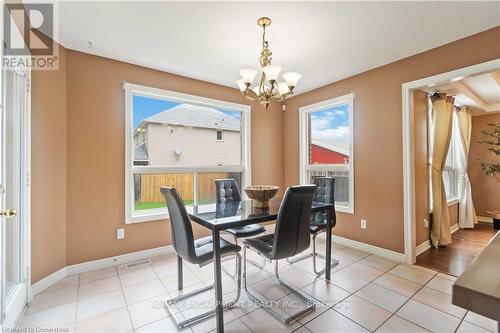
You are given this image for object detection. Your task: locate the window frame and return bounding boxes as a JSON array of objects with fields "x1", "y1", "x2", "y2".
[
  {"x1": 216, "y1": 129, "x2": 224, "y2": 142},
  {"x1": 124, "y1": 82, "x2": 251, "y2": 224},
  {"x1": 298, "y1": 92, "x2": 355, "y2": 214}
]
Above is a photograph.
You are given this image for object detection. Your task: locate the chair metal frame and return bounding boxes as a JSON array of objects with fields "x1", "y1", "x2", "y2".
[
  {"x1": 164, "y1": 252, "x2": 242, "y2": 329},
  {"x1": 242, "y1": 245, "x2": 316, "y2": 325},
  {"x1": 287, "y1": 230, "x2": 339, "y2": 275}
]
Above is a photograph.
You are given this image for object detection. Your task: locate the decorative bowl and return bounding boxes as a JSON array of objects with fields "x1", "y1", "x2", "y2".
[{"x1": 244, "y1": 185, "x2": 279, "y2": 208}]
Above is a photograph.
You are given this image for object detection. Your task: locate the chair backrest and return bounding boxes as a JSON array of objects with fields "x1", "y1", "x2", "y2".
[
  {"x1": 215, "y1": 179, "x2": 242, "y2": 203},
  {"x1": 312, "y1": 177, "x2": 337, "y2": 227},
  {"x1": 271, "y1": 185, "x2": 317, "y2": 260},
  {"x1": 160, "y1": 187, "x2": 197, "y2": 263}
]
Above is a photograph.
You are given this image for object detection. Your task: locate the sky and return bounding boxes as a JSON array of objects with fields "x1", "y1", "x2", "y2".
[
  {"x1": 310, "y1": 103, "x2": 350, "y2": 142},
  {"x1": 133, "y1": 95, "x2": 240, "y2": 128}
]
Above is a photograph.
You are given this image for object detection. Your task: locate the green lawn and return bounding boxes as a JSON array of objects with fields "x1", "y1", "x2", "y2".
[{"x1": 135, "y1": 200, "x2": 194, "y2": 210}]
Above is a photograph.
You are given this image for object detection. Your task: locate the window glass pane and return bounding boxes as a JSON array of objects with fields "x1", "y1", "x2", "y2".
[
  {"x1": 133, "y1": 95, "x2": 242, "y2": 167},
  {"x1": 134, "y1": 173, "x2": 194, "y2": 211},
  {"x1": 307, "y1": 170, "x2": 350, "y2": 208},
  {"x1": 308, "y1": 104, "x2": 350, "y2": 165},
  {"x1": 197, "y1": 172, "x2": 242, "y2": 205}
]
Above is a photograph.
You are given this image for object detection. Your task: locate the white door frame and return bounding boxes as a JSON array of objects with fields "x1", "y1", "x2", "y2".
[{"x1": 402, "y1": 58, "x2": 500, "y2": 264}]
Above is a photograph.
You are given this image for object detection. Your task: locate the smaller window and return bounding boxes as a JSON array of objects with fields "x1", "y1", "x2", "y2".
[{"x1": 216, "y1": 130, "x2": 223, "y2": 141}]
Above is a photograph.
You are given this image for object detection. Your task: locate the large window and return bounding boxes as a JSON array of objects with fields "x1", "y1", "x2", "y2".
[
  {"x1": 125, "y1": 83, "x2": 251, "y2": 223},
  {"x1": 299, "y1": 93, "x2": 354, "y2": 213}
]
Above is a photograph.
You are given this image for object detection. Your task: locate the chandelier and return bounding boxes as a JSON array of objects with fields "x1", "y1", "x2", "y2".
[{"x1": 237, "y1": 17, "x2": 301, "y2": 110}]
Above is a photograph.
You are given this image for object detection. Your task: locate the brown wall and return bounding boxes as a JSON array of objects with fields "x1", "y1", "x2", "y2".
[
  {"x1": 65, "y1": 50, "x2": 284, "y2": 266},
  {"x1": 31, "y1": 46, "x2": 68, "y2": 282},
  {"x1": 283, "y1": 27, "x2": 500, "y2": 253},
  {"x1": 469, "y1": 113, "x2": 500, "y2": 216}
]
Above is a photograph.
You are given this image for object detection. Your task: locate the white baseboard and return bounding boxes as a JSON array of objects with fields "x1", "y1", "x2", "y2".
[
  {"x1": 31, "y1": 267, "x2": 66, "y2": 296},
  {"x1": 416, "y1": 240, "x2": 431, "y2": 256},
  {"x1": 415, "y1": 223, "x2": 461, "y2": 256},
  {"x1": 477, "y1": 216, "x2": 493, "y2": 223},
  {"x1": 317, "y1": 234, "x2": 405, "y2": 262},
  {"x1": 33, "y1": 245, "x2": 175, "y2": 296}
]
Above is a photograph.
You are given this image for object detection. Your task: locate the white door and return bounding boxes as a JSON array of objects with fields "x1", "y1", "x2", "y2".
[{"x1": 0, "y1": 65, "x2": 30, "y2": 328}]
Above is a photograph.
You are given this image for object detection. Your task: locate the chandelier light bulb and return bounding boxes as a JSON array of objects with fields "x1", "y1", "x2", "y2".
[
  {"x1": 262, "y1": 65, "x2": 282, "y2": 82},
  {"x1": 236, "y1": 79, "x2": 247, "y2": 92},
  {"x1": 283, "y1": 72, "x2": 302, "y2": 88},
  {"x1": 277, "y1": 82, "x2": 289, "y2": 96},
  {"x1": 239, "y1": 69, "x2": 257, "y2": 84}
]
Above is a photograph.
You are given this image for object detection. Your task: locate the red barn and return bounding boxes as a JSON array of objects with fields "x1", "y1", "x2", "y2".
[{"x1": 311, "y1": 139, "x2": 349, "y2": 164}]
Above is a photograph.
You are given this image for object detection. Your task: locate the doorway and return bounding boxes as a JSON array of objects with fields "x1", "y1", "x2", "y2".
[
  {"x1": 402, "y1": 59, "x2": 500, "y2": 275},
  {"x1": 0, "y1": 66, "x2": 31, "y2": 328}
]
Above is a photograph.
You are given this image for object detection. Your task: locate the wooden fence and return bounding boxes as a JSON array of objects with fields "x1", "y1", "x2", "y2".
[{"x1": 137, "y1": 172, "x2": 229, "y2": 203}]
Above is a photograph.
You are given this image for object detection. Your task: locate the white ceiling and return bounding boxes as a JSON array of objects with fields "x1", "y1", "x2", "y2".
[
  {"x1": 422, "y1": 71, "x2": 500, "y2": 115},
  {"x1": 57, "y1": 1, "x2": 500, "y2": 95}
]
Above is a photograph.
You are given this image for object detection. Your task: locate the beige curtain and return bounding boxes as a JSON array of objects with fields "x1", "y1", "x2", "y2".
[
  {"x1": 457, "y1": 107, "x2": 478, "y2": 228},
  {"x1": 430, "y1": 93, "x2": 454, "y2": 247}
]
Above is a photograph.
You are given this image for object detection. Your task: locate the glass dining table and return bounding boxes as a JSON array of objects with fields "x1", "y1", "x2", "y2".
[{"x1": 184, "y1": 197, "x2": 335, "y2": 333}]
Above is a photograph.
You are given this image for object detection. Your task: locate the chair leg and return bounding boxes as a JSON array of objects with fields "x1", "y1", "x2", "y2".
[
  {"x1": 312, "y1": 232, "x2": 339, "y2": 276},
  {"x1": 243, "y1": 246, "x2": 316, "y2": 325},
  {"x1": 165, "y1": 252, "x2": 242, "y2": 329}
]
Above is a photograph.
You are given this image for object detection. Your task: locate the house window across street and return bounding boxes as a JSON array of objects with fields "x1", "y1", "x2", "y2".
[
  {"x1": 124, "y1": 83, "x2": 251, "y2": 223},
  {"x1": 299, "y1": 93, "x2": 355, "y2": 213}
]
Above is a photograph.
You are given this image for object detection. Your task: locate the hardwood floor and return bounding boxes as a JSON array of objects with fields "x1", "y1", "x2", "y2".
[{"x1": 416, "y1": 222, "x2": 498, "y2": 277}]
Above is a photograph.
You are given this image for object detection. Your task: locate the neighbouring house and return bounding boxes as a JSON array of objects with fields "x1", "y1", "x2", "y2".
[
  {"x1": 133, "y1": 103, "x2": 241, "y2": 166},
  {"x1": 310, "y1": 139, "x2": 349, "y2": 164}
]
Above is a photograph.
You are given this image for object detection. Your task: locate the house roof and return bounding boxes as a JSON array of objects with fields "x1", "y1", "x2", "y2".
[
  {"x1": 312, "y1": 139, "x2": 349, "y2": 156},
  {"x1": 134, "y1": 143, "x2": 149, "y2": 162},
  {"x1": 141, "y1": 103, "x2": 240, "y2": 131}
]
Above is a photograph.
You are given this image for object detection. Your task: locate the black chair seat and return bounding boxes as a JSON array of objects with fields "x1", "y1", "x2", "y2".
[
  {"x1": 226, "y1": 224, "x2": 266, "y2": 238},
  {"x1": 194, "y1": 236, "x2": 241, "y2": 265},
  {"x1": 243, "y1": 234, "x2": 274, "y2": 259}
]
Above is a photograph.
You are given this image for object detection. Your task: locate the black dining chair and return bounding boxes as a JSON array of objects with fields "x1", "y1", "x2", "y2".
[
  {"x1": 287, "y1": 177, "x2": 339, "y2": 275},
  {"x1": 215, "y1": 179, "x2": 267, "y2": 273},
  {"x1": 242, "y1": 185, "x2": 317, "y2": 324},
  {"x1": 160, "y1": 187, "x2": 242, "y2": 328}
]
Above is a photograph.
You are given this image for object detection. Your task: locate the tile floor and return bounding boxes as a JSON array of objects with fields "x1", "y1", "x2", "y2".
[{"x1": 17, "y1": 240, "x2": 498, "y2": 333}]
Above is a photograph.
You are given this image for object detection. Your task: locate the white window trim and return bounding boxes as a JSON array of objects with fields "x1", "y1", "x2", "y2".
[
  {"x1": 299, "y1": 92, "x2": 355, "y2": 214},
  {"x1": 124, "y1": 82, "x2": 251, "y2": 224}
]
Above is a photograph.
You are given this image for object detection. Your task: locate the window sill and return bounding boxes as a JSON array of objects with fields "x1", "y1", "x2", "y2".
[
  {"x1": 447, "y1": 198, "x2": 459, "y2": 206},
  {"x1": 336, "y1": 205, "x2": 354, "y2": 214}
]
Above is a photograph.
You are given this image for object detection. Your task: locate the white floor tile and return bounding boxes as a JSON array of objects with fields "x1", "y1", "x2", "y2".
[
  {"x1": 355, "y1": 283, "x2": 408, "y2": 312},
  {"x1": 18, "y1": 302, "x2": 77, "y2": 328},
  {"x1": 300, "y1": 279, "x2": 350, "y2": 307},
  {"x1": 342, "y1": 262, "x2": 385, "y2": 282},
  {"x1": 119, "y1": 266, "x2": 158, "y2": 287},
  {"x1": 305, "y1": 309, "x2": 369, "y2": 333},
  {"x1": 412, "y1": 287, "x2": 467, "y2": 318},
  {"x1": 79, "y1": 266, "x2": 117, "y2": 284},
  {"x1": 375, "y1": 315, "x2": 430, "y2": 333},
  {"x1": 357, "y1": 255, "x2": 398, "y2": 272},
  {"x1": 75, "y1": 307, "x2": 133, "y2": 332},
  {"x1": 425, "y1": 275, "x2": 454, "y2": 295},
  {"x1": 41, "y1": 275, "x2": 79, "y2": 294},
  {"x1": 464, "y1": 311, "x2": 498, "y2": 332},
  {"x1": 26, "y1": 286, "x2": 78, "y2": 314},
  {"x1": 396, "y1": 299, "x2": 461, "y2": 333},
  {"x1": 330, "y1": 270, "x2": 370, "y2": 293},
  {"x1": 335, "y1": 295, "x2": 392, "y2": 331},
  {"x1": 388, "y1": 265, "x2": 435, "y2": 285},
  {"x1": 127, "y1": 294, "x2": 170, "y2": 329},
  {"x1": 161, "y1": 271, "x2": 203, "y2": 292},
  {"x1": 373, "y1": 273, "x2": 422, "y2": 297},
  {"x1": 78, "y1": 275, "x2": 121, "y2": 299},
  {"x1": 76, "y1": 290, "x2": 126, "y2": 322},
  {"x1": 135, "y1": 316, "x2": 192, "y2": 332},
  {"x1": 457, "y1": 320, "x2": 493, "y2": 333},
  {"x1": 208, "y1": 318, "x2": 252, "y2": 333},
  {"x1": 123, "y1": 278, "x2": 167, "y2": 305},
  {"x1": 239, "y1": 308, "x2": 300, "y2": 333}
]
